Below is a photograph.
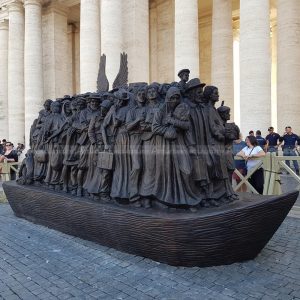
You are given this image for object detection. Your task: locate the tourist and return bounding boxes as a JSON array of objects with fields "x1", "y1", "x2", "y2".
[
  {"x1": 16, "y1": 143, "x2": 25, "y2": 156},
  {"x1": 1, "y1": 139, "x2": 7, "y2": 153},
  {"x1": 232, "y1": 134, "x2": 247, "y2": 192},
  {"x1": 0, "y1": 141, "x2": 18, "y2": 180},
  {"x1": 236, "y1": 136, "x2": 266, "y2": 194}
]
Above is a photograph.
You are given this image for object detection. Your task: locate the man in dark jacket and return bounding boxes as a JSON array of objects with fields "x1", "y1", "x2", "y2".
[
  {"x1": 256, "y1": 130, "x2": 266, "y2": 151},
  {"x1": 265, "y1": 126, "x2": 280, "y2": 153},
  {"x1": 279, "y1": 126, "x2": 299, "y2": 175}
]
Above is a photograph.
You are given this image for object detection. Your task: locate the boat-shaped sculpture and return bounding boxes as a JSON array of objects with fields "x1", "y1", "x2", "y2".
[
  {"x1": 4, "y1": 181, "x2": 298, "y2": 267},
  {"x1": 5, "y1": 56, "x2": 298, "y2": 267}
]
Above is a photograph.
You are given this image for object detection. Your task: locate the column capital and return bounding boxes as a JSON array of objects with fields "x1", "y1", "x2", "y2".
[
  {"x1": 7, "y1": 0, "x2": 23, "y2": 12},
  {"x1": 0, "y1": 19, "x2": 9, "y2": 30},
  {"x1": 23, "y1": 0, "x2": 42, "y2": 7},
  {"x1": 43, "y1": 1, "x2": 68, "y2": 16}
]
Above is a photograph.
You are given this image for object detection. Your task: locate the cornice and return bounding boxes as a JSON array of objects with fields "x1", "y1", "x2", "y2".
[
  {"x1": 0, "y1": 0, "x2": 18, "y2": 8},
  {"x1": 57, "y1": 0, "x2": 79, "y2": 7},
  {"x1": 0, "y1": 5, "x2": 8, "y2": 20}
]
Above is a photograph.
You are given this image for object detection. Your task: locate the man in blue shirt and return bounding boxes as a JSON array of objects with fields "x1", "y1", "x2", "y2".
[
  {"x1": 265, "y1": 127, "x2": 280, "y2": 153},
  {"x1": 256, "y1": 130, "x2": 266, "y2": 151},
  {"x1": 279, "y1": 126, "x2": 299, "y2": 175}
]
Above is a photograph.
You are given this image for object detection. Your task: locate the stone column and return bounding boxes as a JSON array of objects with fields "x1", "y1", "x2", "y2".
[
  {"x1": 0, "y1": 20, "x2": 9, "y2": 137},
  {"x1": 123, "y1": 0, "x2": 149, "y2": 83},
  {"x1": 277, "y1": 0, "x2": 300, "y2": 132},
  {"x1": 67, "y1": 24, "x2": 74, "y2": 95},
  {"x1": 8, "y1": 1, "x2": 25, "y2": 144},
  {"x1": 174, "y1": 0, "x2": 199, "y2": 80},
  {"x1": 271, "y1": 23, "x2": 277, "y2": 131},
  {"x1": 156, "y1": 0, "x2": 175, "y2": 83},
  {"x1": 24, "y1": 0, "x2": 44, "y2": 147},
  {"x1": 74, "y1": 23, "x2": 80, "y2": 94},
  {"x1": 199, "y1": 16, "x2": 212, "y2": 85},
  {"x1": 149, "y1": 0, "x2": 158, "y2": 82},
  {"x1": 233, "y1": 23, "x2": 240, "y2": 126},
  {"x1": 211, "y1": 0, "x2": 234, "y2": 117},
  {"x1": 80, "y1": 0, "x2": 100, "y2": 93},
  {"x1": 239, "y1": 0, "x2": 271, "y2": 135},
  {"x1": 101, "y1": 0, "x2": 123, "y2": 87},
  {"x1": 42, "y1": 3, "x2": 68, "y2": 100}
]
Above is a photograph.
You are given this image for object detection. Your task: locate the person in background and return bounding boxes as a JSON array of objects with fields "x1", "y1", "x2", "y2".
[
  {"x1": 0, "y1": 141, "x2": 18, "y2": 180},
  {"x1": 0, "y1": 141, "x2": 3, "y2": 155},
  {"x1": 232, "y1": 134, "x2": 247, "y2": 192},
  {"x1": 1, "y1": 139, "x2": 7, "y2": 153},
  {"x1": 237, "y1": 136, "x2": 266, "y2": 194},
  {"x1": 248, "y1": 130, "x2": 254, "y2": 136},
  {"x1": 265, "y1": 126, "x2": 280, "y2": 154},
  {"x1": 16, "y1": 143, "x2": 25, "y2": 156},
  {"x1": 255, "y1": 130, "x2": 267, "y2": 151},
  {"x1": 279, "y1": 126, "x2": 299, "y2": 175}
]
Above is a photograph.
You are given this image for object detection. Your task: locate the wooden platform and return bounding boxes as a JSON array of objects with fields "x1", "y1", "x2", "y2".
[{"x1": 3, "y1": 181, "x2": 298, "y2": 267}]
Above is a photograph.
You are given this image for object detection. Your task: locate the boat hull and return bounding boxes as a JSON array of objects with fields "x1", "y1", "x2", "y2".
[{"x1": 3, "y1": 181, "x2": 298, "y2": 267}]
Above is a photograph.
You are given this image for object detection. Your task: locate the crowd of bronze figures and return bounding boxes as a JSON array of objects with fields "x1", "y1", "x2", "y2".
[{"x1": 18, "y1": 69, "x2": 241, "y2": 210}]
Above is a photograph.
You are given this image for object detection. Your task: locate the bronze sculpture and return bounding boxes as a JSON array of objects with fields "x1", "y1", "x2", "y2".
[
  {"x1": 16, "y1": 68, "x2": 241, "y2": 208},
  {"x1": 4, "y1": 53, "x2": 298, "y2": 268}
]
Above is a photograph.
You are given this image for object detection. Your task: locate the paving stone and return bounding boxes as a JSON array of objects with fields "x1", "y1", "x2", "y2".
[{"x1": 0, "y1": 203, "x2": 299, "y2": 300}]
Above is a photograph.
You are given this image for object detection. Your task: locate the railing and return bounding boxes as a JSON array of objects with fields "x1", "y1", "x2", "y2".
[
  {"x1": 233, "y1": 152, "x2": 300, "y2": 196},
  {"x1": 0, "y1": 161, "x2": 20, "y2": 181},
  {"x1": 0, "y1": 154, "x2": 299, "y2": 197},
  {"x1": 233, "y1": 155, "x2": 264, "y2": 194},
  {"x1": 0, "y1": 161, "x2": 20, "y2": 201}
]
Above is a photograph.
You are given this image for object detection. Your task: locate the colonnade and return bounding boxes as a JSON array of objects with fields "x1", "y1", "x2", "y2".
[{"x1": 0, "y1": 0, "x2": 299, "y2": 145}]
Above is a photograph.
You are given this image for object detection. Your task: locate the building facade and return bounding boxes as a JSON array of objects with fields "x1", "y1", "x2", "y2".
[{"x1": 0, "y1": 0, "x2": 298, "y2": 146}]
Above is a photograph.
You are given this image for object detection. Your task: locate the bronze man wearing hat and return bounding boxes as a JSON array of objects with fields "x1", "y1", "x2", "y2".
[{"x1": 177, "y1": 68, "x2": 190, "y2": 95}]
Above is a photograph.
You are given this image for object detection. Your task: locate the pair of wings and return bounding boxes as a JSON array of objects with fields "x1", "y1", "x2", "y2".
[{"x1": 97, "y1": 52, "x2": 128, "y2": 92}]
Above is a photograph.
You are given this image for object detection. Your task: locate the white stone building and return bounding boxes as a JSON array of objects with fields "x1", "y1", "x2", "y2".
[{"x1": 0, "y1": 0, "x2": 297, "y2": 146}]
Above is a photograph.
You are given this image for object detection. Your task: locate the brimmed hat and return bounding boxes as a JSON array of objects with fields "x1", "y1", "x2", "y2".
[
  {"x1": 185, "y1": 78, "x2": 206, "y2": 92},
  {"x1": 178, "y1": 69, "x2": 190, "y2": 77},
  {"x1": 88, "y1": 93, "x2": 101, "y2": 100}
]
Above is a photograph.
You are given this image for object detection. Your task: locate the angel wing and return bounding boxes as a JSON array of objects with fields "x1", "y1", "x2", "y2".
[
  {"x1": 112, "y1": 52, "x2": 128, "y2": 90},
  {"x1": 97, "y1": 54, "x2": 109, "y2": 92}
]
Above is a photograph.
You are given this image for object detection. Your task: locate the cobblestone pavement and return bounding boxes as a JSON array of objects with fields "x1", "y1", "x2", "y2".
[{"x1": 0, "y1": 204, "x2": 300, "y2": 300}]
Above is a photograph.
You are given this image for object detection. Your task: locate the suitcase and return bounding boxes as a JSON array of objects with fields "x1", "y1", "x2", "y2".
[{"x1": 97, "y1": 151, "x2": 114, "y2": 170}]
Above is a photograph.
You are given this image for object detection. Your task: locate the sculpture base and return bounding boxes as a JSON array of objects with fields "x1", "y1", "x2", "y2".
[{"x1": 3, "y1": 181, "x2": 298, "y2": 267}]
